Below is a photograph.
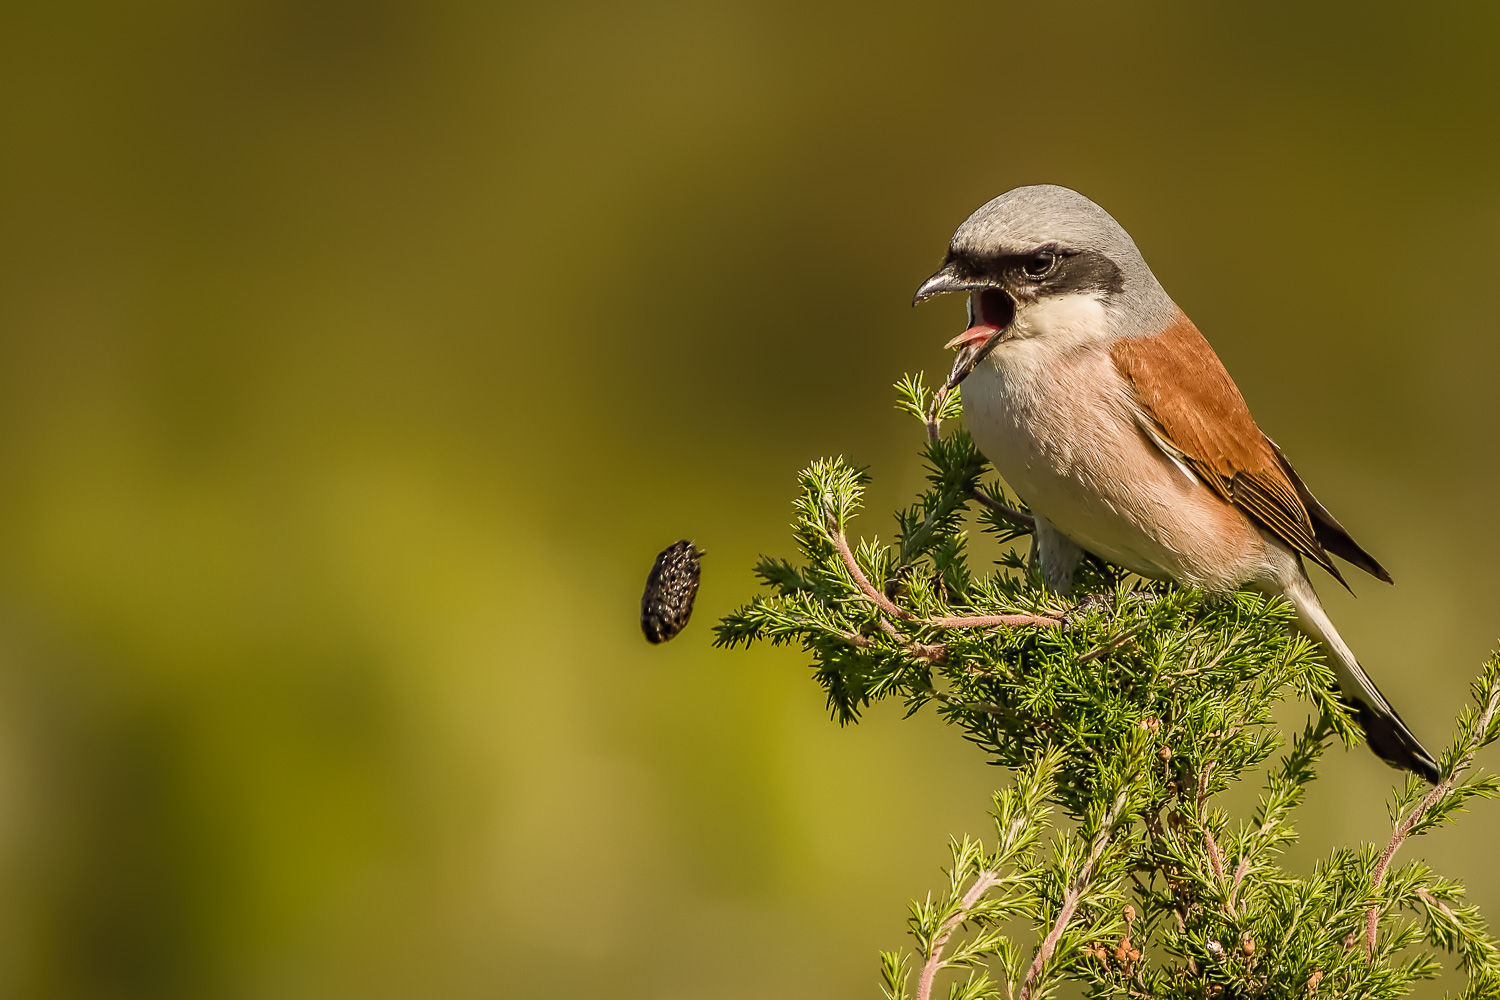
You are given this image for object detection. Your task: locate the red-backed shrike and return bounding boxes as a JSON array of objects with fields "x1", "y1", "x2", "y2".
[{"x1": 915, "y1": 184, "x2": 1437, "y2": 782}]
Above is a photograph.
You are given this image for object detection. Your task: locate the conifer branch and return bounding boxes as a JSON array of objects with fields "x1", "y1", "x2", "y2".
[
  {"x1": 1019, "y1": 787, "x2": 1132, "y2": 1000},
  {"x1": 966, "y1": 487, "x2": 1035, "y2": 532},
  {"x1": 824, "y1": 510, "x2": 1059, "y2": 630},
  {"x1": 917, "y1": 871, "x2": 1003, "y2": 1000},
  {"x1": 719, "y1": 373, "x2": 1500, "y2": 998},
  {"x1": 1361, "y1": 659, "x2": 1500, "y2": 955},
  {"x1": 1202, "y1": 828, "x2": 1225, "y2": 885}
]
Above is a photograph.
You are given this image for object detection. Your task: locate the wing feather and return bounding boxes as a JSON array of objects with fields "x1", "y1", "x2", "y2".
[
  {"x1": 1266, "y1": 437, "x2": 1393, "y2": 583},
  {"x1": 1109, "y1": 313, "x2": 1381, "y2": 587}
]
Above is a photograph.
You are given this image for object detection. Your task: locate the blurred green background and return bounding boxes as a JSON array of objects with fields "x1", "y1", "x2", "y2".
[{"x1": 0, "y1": 2, "x2": 1497, "y2": 997}]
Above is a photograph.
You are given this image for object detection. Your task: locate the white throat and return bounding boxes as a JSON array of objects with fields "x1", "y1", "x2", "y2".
[
  {"x1": 1010, "y1": 291, "x2": 1110, "y2": 348},
  {"x1": 967, "y1": 290, "x2": 1116, "y2": 401}
]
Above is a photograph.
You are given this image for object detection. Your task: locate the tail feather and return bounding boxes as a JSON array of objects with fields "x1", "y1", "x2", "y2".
[{"x1": 1283, "y1": 575, "x2": 1440, "y2": 784}]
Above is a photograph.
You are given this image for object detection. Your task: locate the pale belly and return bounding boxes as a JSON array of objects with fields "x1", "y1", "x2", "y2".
[{"x1": 961, "y1": 346, "x2": 1269, "y2": 591}]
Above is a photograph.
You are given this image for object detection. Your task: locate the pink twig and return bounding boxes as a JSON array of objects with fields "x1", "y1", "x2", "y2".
[
  {"x1": 828, "y1": 512, "x2": 911, "y2": 619},
  {"x1": 1360, "y1": 681, "x2": 1500, "y2": 955},
  {"x1": 1203, "y1": 828, "x2": 1225, "y2": 884},
  {"x1": 1018, "y1": 790, "x2": 1129, "y2": 1000},
  {"x1": 1227, "y1": 857, "x2": 1250, "y2": 915},
  {"x1": 1075, "y1": 626, "x2": 1145, "y2": 664},
  {"x1": 874, "y1": 618, "x2": 949, "y2": 662},
  {"x1": 1194, "y1": 762, "x2": 1226, "y2": 891},
  {"x1": 932, "y1": 613, "x2": 1063, "y2": 629},
  {"x1": 1416, "y1": 888, "x2": 1457, "y2": 924},
  {"x1": 967, "y1": 488, "x2": 1036, "y2": 531},
  {"x1": 1196, "y1": 761, "x2": 1217, "y2": 811},
  {"x1": 917, "y1": 871, "x2": 1002, "y2": 1000},
  {"x1": 923, "y1": 383, "x2": 951, "y2": 444},
  {"x1": 825, "y1": 512, "x2": 1058, "y2": 632}
]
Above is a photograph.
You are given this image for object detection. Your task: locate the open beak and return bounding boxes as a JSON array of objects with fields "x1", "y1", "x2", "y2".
[
  {"x1": 914, "y1": 261, "x2": 1015, "y2": 350},
  {"x1": 943, "y1": 320, "x2": 1008, "y2": 388},
  {"x1": 913, "y1": 266, "x2": 1018, "y2": 388}
]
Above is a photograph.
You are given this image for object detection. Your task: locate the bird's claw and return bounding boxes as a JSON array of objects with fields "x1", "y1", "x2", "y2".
[{"x1": 1061, "y1": 592, "x2": 1114, "y2": 630}]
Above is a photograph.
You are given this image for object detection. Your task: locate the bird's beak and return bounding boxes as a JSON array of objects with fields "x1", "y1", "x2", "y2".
[
  {"x1": 912, "y1": 262, "x2": 989, "y2": 305},
  {"x1": 921, "y1": 276, "x2": 1018, "y2": 389}
]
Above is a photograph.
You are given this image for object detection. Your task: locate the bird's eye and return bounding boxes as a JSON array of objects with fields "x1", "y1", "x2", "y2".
[{"x1": 1022, "y1": 252, "x2": 1056, "y2": 279}]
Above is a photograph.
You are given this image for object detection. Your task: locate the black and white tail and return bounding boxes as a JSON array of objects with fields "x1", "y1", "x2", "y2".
[{"x1": 1284, "y1": 574, "x2": 1441, "y2": 783}]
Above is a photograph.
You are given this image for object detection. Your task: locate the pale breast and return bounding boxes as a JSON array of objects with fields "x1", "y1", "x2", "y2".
[{"x1": 962, "y1": 340, "x2": 1270, "y2": 591}]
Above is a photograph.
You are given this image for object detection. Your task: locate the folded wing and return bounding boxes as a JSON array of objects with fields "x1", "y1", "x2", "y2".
[{"x1": 1109, "y1": 313, "x2": 1390, "y2": 588}]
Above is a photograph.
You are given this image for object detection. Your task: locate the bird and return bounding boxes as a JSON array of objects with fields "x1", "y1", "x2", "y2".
[{"x1": 913, "y1": 184, "x2": 1439, "y2": 782}]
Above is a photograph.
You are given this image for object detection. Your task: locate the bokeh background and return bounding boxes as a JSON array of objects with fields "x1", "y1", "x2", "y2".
[{"x1": 0, "y1": 2, "x2": 1497, "y2": 997}]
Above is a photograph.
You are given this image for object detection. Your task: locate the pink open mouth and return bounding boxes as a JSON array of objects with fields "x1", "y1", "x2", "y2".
[
  {"x1": 944, "y1": 325, "x2": 999, "y2": 350},
  {"x1": 943, "y1": 288, "x2": 1015, "y2": 351}
]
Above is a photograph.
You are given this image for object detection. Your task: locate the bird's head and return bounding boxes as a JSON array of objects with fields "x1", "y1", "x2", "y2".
[{"x1": 914, "y1": 185, "x2": 1176, "y2": 379}]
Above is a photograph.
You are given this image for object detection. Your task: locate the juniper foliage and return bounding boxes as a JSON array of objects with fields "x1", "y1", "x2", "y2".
[{"x1": 715, "y1": 375, "x2": 1500, "y2": 1000}]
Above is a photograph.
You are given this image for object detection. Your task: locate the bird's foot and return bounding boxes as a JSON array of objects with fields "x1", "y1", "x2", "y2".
[{"x1": 1061, "y1": 592, "x2": 1114, "y2": 630}]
